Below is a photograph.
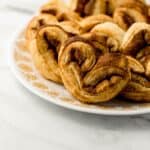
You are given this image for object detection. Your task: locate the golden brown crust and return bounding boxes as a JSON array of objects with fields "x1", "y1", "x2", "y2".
[
  {"x1": 70, "y1": 0, "x2": 106, "y2": 17},
  {"x1": 59, "y1": 35, "x2": 130, "y2": 103},
  {"x1": 25, "y1": 14, "x2": 57, "y2": 41},
  {"x1": 120, "y1": 23, "x2": 150, "y2": 55},
  {"x1": 120, "y1": 23, "x2": 150, "y2": 102},
  {"x1": 40, "y1": 0, "x2": 81, "y2": 22},
  {"x1": 25, "y1": 0, "x2": 150, "y2": 103},
  {"x1": 80, "y1": 14, "x2": 114, "y2": 33},
  {"x1": 136, "y1": 46, "x2": 150, "y2": 79},
  {"x1": 113, "y1": 7, "x2": 147, "y2": 30},
  {"x1": 30, "y1": 23, "x2": 80, "y2": 83},
  {"x1": 121, "y1": 72, "x2": 150, "y2": 102},
  {"x1": 91, "y1": 22, "x2": 125, "y2": 52},
  {"x1": 105, "y1": 0, "x2": 147, "y2": 16},
  {"x1": 40, "y1": 0, "x2": 67, "y2": 16}
]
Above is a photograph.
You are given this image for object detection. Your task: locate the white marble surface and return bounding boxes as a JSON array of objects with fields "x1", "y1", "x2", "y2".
[{"x1": 1, "y1": 1, "x2": 150, "y2": 150}]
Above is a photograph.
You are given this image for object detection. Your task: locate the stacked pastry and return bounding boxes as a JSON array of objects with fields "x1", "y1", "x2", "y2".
[{"x1": 26, "y1": 0, "x2": 150, "y2": 103}]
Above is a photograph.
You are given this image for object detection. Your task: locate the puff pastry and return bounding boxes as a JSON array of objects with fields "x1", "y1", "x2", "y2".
[
  {"x1": 91, "y1": 22, "x2": 125, "y2": 52},
  {"x1": 59, "y1": 36, "x2": 130, "y2": 103},
  {"x1": 120, "y1": 23, "x2": 150, "y2": 55},
  {"x1": 105, "y1": 0, "x2": 147, "y2": 15},
  {"x1": 80, "y1": 14, "x2": 114, "y2": 33},
  {"x1": 26, "y1": 14, "x2": 57, "y2": 41},
  {"x1": 26, "y1": 0, "x2": 150, "y2": 103},
  {"x1": 113, "y1": 7, "x2": 147, "y2": 30},
  {"x1": 30, "y1": 22, "x2": 80, "y2": 83},
  {"x1": 40, "y1": 0, "x2": 66, "y2": 15},
  {"x1": 40, "y1": 0, "x2": 81, "y2": 22},
  {"x1": 69, "y1": 0, "x2": 106, "y2": 17},
  {"x1": 120, "y1": 23, "x2": 150, "y2": 101},
  {"x1": 121, "y1": 57, "x2": 150, "y2": 102}
]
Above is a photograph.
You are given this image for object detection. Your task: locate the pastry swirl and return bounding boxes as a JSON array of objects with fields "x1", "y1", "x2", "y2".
[
  {"x1": 59, "y1": 36, "x2": 130, "y2": 103},
  {"x1": 120, "y1": 23, "x2": 150, "y2": 56},
  {"x1": 120, "y1": 23, "x2": 150, "y2": 101},
  {"x1": 121, "y1": 56, "x2": 150, "y2": 102},
  {"x1": 136, "y1": 46, "x2": 150, "y2": 79},
  {"x1": 30, "y1": 22, "x2": 80, "y2": 83},
  {"x1": 91, "y1": 22, "x2": 125, "y2": 52},
  {"x1": 26, "y1": 14, "x2": 57, "y2": 41},
  {"x1": 40, "y1": 0, "x2": 81, "y2": 22},
  {"x1": 70, "y1": 0, "x2": 106, "y2": 17},
  {"x1": 105, "y1": 0, "x2": 147, "y2": 16},
  {"x1": 80, "y1": 14, "x2": 114, "y2": 33},
  {"x1": 113, "y1": 7, "x2": 147, "y2": 30}
]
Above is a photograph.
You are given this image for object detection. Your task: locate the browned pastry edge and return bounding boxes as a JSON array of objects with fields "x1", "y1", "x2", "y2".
[
  {"x1": 25, "y1": 14, "x2": 58, "y2": 41},
  {"x1": 70, "y1": 0, "x2": 106, "y2": 17},
  {"x1": 80, "y1": 14, "x2": 114, "y2": 33},
  {"x1": 40, "y1": 0, "x2": 81, "y2": 22},
  {"x1": 113, "y1": 7, "x2": 147, "y2": 30},
  {"x1": 59, "y1": 35, "x2": 130, "y2": 103}
]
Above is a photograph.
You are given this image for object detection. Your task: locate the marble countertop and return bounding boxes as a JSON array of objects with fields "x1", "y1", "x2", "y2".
[{"x1": 1, "y1": 2, "x2": 150, "y2": 150}]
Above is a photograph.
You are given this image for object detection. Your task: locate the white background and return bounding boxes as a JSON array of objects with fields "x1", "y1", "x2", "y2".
[{"x1": 0, "y1": 0, "x2": 150, "y2": 149}]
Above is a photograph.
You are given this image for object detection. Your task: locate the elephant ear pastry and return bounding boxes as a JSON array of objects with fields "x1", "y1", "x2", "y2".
[
  {"x1": 70, "y1": 0, "x2": 106, "y2": 17},
  {"x1": 121, "y1": 56, "x2": 150, "y2": 102},
  {"x1": 91, "y1": 22, "x2": 125, "y2": 52},
  {"x1": 40, "y1": 0, "x2": 66, "y2": 16},
  {"x1": 120, "y1": 22, "x2": 150, "y2": 55},
  {"x1": 105, "y1": 0, "x2": 147, "y2": 16},
  {"x1": 30, "y1": 23, "x2": 79, "y2": 83},
  {"x1": 59, "y1": 21, "x2": 82, "y2": 35},
  {"x1": 59, "y1": 36, "x2": 130, "y2": 103},
  {"x1": 113, "y1": 7, "x2": 147, "y2": 30},
  {"x1": 120, "y1": 23, "x2": 150, "y2": 102},
  {"x1": 40, "y1": 0, "x2": 81, "y2": 22},
  {"x1": 26, "y1": 14, "x2": 57, "y2": 41},
  {"x1": 136, "y1": 46, "x2": 150, "y2": 79},
  {"x1": 80, "y1": 14, "x2": 114, "y2": 33}
]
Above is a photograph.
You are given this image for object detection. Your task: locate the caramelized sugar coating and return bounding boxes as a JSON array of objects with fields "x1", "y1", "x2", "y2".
[
  {"x1": 70, "y1": 0, "x2": 106, "y2": 17},
  {"x1": 80, "y1": 14, "x2": 114, "y2": 33},
  {"x1": 120, "y1": 23, "x2": 150, "y2": 56},
  {"x1": 26, "y1": 14, "x2": 57, "y2": 41},
  {"x1": 113, "y1": 7, "x2": 147, "y2": 30},
  {"x1": 26, "y1": 0, "x2": 150, "y2": 103},
  {"x1": 121, "y1": 57, "x2": 150, "y2": 102},
  {"x1": 40, "y1": 0, "x2": 81, "y2": 22},
  {"x1": 59, "y1": 34, "x2": 130, "y2": 103},
  {"x1": 120, "y1": 23, "x2": 150, "y2": 101},
  {"x1": 91, "y1": 22, "x2": 125, "y2": 52},
  {"x1": 30, "y1": 22, "x2": 81, "y2": 83},
  {"x1": 106, "y1": 0, "x2": 147, "y2": 15}
]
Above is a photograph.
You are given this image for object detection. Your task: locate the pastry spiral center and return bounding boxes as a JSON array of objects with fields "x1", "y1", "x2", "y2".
[{"x1": 43, "y1": 32, "x2": 60, "y2": 60}]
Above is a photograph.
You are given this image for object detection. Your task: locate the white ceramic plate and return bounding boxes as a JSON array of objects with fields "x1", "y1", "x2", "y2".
[{"x1": 9, "y1": 27, "x2": 150, "y2": 116}]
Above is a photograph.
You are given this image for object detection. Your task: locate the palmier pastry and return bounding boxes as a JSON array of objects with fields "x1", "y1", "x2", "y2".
[
  {"x1": 26, "y1": 14, "x2": 57, "y2": 41},
  {"x1": 40, "y1": 0, "x2": 66, "y2": 15},
  {"x1": 80, "y1": 14, "x2": 114, "y2": 33},
  {"x1": 40, "y1": 0, "x2": 81, "y2": 22},
  {"x1": 105, "y1": 0, "x2": 147, "y2": 16},
  {"x1": 136, "y1": 46, "x2": 150, "y2": 78},
  {"x1": 113, "y1": 7, "x2": 147, "y2": 30},
  {"x1": 121, "y1": 56, "x2": 150, "y2": 102},
  {"x1": 120, "y1": 23, "x2": 150, "y2": 101},
  {"x1": 59, "y1": 36, "x2": 130, "y2": 103},
  {"x1": 69, "y1": 0, "x2": 106, "y2": 17},
  {"x1": 30, "y1": 22, "x2": 81, "y2": 83},
  {"x1": 121, "y1": 22, "x2": 150, "y2": 78},
  {"x1": 91, "y1": 22, "x2": 125, "y2": 52},
  {"x1": 120, "y1": 23, "x2": 150, "y2": 55}
]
